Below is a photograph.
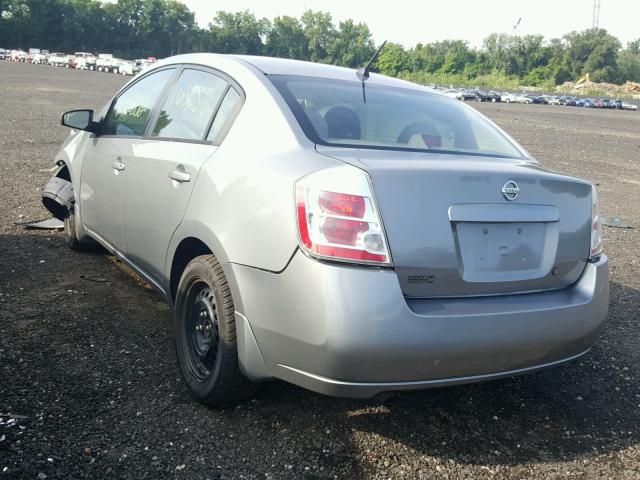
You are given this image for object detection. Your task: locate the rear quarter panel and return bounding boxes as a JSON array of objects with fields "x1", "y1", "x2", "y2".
[{"x1": 166, "y1": 57, "x2": 342, "y2": 283}]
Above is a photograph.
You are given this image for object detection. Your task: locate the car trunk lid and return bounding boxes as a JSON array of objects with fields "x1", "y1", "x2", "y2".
[{"x1": 317, "y1": 147, "x2": 592, "y2": 298}]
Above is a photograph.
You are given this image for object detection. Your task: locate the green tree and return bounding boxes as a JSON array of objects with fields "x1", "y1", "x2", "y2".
[
  {"x1": 617, "y1": 49, "x2": 640, "y2": 82},
  {"x1": 265, "y1": 15, "x2": 308, "y2": 59},
  {"x1": 327, "y1": 19, "x2": 375, "y2": 67},
  {"x1": 206, "y1": 10, "x2": 269, "y2": 55},
  {"x1": 440, "y1": 40, "x2": 474, "y2": 74},
  {"x1": 563, "y1": 28, "x2": 621, "y2": 82},
  {"x1": 375, "y1": 42, "x2": 410, "y2": 76},
  {"x1": 300, "y1": 10, "x2": 336, "y2": 63},
  {"x1": 409, "y1": 43, "x2": 445, "y2": 73}
]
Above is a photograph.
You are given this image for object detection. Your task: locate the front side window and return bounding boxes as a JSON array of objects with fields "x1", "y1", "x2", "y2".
[
  {"x1": 271, "y1": 75, "x2": 525, "y2": 159},
  {"x1": 102, "y1": 68, "x2": 175, "y2": 137},
  {"x1": 153, "y1": 69, "x2": 228, "y2": 141}
]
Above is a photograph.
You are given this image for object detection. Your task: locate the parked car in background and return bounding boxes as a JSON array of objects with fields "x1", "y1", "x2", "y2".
[
  {"x1": 599, "y1": 99, "x2": 609, "y2": 108},
  {"x1": 0, "y1": 49, "x2": 7, "y2": 60},
  {"x1": 577, "y1": 99, "x2": 596, "y2": 108},
  {"x1": 10, "y1": 50, "x2": 27, "y2": 62},
  {"x1": 548, "y1": 96, "x2": 561, "y2": 105},
  {"x1": 525, "y1": 94, "x2": 547, "y2": 104},
  {"x1": 459, "y1": 89, "x2": 478, "y2": 101},
  {"x1": 501, "y1": 92, "x2": 530, "y2": 103},
  {"x1": 72, "y1": 52, "x2": 96, "y2": 69},
  {"x1": 115, "y1": 59, "x2": 135, "y2": 75},
  {"x1": 621, "y1": 102, "x2": 638, "y2": 111},
  {"x1": 558, "y1": 96, "x2": 575, "y2": 106},
  {"x1": 474, "y1": 90, "x2": 501, "y2": 102},
  {"x1": 31, "y1": 53, "x2": 47, "y2": 64},
  {"x1": 47, "y1": 52, "x2": 67, "y2": 67},
  {"x1": 441, "y1": 88, "x2": 463, "y2": 100},
  {"x1": 599, "y1": 99, "x2": 615, "y2": 109},
  {"x1": 96, "y1": 53, "x2": 115, "y2": 72},
  {"x1": 132, "y1": 57, "x2": 158, "y2": 75},
  {"x1": 44, "y1": 54, "x2": 608, "y2": 405},
  {"x1": 28, "y1": 48, "x2": 41, "y2": 61}
]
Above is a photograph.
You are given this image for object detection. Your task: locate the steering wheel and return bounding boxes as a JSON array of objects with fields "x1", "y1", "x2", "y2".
[{"x1": 396, "y1": 122, "x2": 441, "y2": 147}]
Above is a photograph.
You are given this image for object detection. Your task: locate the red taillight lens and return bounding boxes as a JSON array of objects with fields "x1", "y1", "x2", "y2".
[
  {"x1": 319, "y1": 191, "x2": 366, "y2": 218},
  {"x1": 590, "y1": 185, "x2": 603, "y2": 259},
  {"x1": 295, "y1": 166, "x2": 391, "y2": 266},
  {"x1": 322, "y1": 217, "x2": 368, "y2": 244},
  {"x1": 296, "y1": 199, "x2": 312, "y2": 249}
]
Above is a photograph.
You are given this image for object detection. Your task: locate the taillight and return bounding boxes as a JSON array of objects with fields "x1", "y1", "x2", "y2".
[
  {"x1": 590, "y1": 185, "x2": 603, "y2": 259},
  {"x1": 295, "y1": 165, "x2": 391, "y2": 266}
]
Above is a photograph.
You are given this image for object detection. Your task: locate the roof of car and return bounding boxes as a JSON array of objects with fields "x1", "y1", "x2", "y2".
[
  {"x1": 152, "y1": 53, "x2": 441, "y2": 96},
  {"x1": 224, "y1": 54, "x2": 432, "y2": 91}
]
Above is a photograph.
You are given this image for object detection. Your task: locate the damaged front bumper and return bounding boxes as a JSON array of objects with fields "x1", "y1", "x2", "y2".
[{"x1": 42, "y1": 175, "x2": 74, "y2": 220}]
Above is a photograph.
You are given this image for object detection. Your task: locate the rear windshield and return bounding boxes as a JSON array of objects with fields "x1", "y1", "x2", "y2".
[{"x1": 271, "y1": 75, "x2": 525, "y2": 159}]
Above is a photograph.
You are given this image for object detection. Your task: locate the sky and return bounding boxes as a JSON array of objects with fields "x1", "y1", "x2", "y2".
[{"x1": 180, "y1": 0, "x2": 640, "y2": 48}]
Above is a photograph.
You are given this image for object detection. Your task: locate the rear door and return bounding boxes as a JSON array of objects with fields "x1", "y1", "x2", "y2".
[
  {"x1": 122, "y1": 66, "x2": 244, "y2": 284},
  {"x1": 80, "y1": 67, "x2": 176, "y2": 252}
]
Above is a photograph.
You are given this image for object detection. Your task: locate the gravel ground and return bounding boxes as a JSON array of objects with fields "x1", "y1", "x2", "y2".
[{"x1": 1, "y1": 60, "x2": 639, "y2": 480}]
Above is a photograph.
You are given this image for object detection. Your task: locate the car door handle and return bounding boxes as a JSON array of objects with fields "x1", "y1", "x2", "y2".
[
  {"x1": 112, "y1": 161, "x2": 126, "y2": 171},
  {"x1": 168, "y1": 169, "x2": 191, "y2": 183}
]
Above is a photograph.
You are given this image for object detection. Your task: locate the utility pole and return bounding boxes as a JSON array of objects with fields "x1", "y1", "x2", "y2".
[{"x1": 592, "y1": 0, "x2": 601, "y2": 28}]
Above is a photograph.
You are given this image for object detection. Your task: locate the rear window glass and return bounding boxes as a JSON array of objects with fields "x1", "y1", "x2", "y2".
[
  {"x1": 271, "y1": 75, "x2": 524, "y2": 159},
  {"x1": 206, "y1": 87, "x2": 242, "y2": 142},
  {"x1": 153, "y1": 69, "x2": 227, "y2": 141}
]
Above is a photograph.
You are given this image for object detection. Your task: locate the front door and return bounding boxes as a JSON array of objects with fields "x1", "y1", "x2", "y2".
[{"x1": 79, "y1": 67, "x2": 177, "y2": 252}]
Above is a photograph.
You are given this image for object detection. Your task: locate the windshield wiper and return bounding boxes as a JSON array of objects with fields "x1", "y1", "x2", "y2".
[{"x1": 356, "y1": 40, "x2": 386, "y2": 103}]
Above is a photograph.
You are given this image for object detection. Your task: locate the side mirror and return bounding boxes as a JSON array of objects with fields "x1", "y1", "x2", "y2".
[{"x1": 61, "y1": 109, "x2": 96, "y2": 132}]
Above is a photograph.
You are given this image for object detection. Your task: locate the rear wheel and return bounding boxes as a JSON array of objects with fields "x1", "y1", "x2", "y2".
[{"x1": 174, "y1": 255, "x2": 258, "y2": 405}]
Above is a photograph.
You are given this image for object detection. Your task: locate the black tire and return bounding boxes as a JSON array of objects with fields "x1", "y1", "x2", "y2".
[
  {"x1": 64, "y1": 207, "x2": 83, "y2": 250},
  {"x1": 64, "y1": 207, "x2": 95, "y2": 251},
  {"x1": 174, "y1": 254, "x2": 258, "y2": 405}
]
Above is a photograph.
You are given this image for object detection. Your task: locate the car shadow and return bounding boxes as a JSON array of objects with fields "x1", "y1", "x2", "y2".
[
  {"x1": 4, "y1": 231, "x2": 634, "y2": 478},
  {"x1": 252, "y1": 280, "x2": 638, "y2": 469}
]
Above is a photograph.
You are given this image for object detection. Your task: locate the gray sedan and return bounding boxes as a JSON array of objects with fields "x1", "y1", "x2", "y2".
[{"x1": 43, "y1": 54, "x2": 608, "y2": 405}]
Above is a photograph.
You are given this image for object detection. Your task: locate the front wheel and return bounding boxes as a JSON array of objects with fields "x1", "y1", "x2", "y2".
[
  {"x1": 64, "y1": 207, "x2": 95, "y2": 251},
  {"x1": 174, "y1": 255, "x2": 258, "y2": 405}
]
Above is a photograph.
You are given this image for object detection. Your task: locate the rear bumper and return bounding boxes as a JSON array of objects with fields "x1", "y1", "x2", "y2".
[{"x1": 228, "y1": 253, "x2": 608, "y2": 398}]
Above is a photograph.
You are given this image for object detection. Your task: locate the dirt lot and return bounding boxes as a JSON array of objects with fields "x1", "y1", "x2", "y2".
[{"x1": 1, "y1": 60, "x2": 639, "y2": 480}]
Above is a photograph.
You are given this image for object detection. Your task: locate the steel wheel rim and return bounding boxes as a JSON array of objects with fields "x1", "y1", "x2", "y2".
[{"x1": 184, "y1": 280, "x2": 220, "y2": 382}]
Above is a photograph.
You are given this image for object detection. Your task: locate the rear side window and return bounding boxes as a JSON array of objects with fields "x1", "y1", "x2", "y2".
[
  {"x1": 271, "y1": 75, "x2": 525, "y2": 159},
  {"x1": 153, "y1": 69, "x2": 227, "y2": 141},
  {"x1": 102, "y1": 68, "x2": 175, "y2": 136},
  {"x1": 207, "y1": 87, "x2": 242, "y2": 142}
]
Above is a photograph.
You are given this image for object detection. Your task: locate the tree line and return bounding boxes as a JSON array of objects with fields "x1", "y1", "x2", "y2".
[{"x1": 1, "y1": 0, "x2": 639, "y2": 88}]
